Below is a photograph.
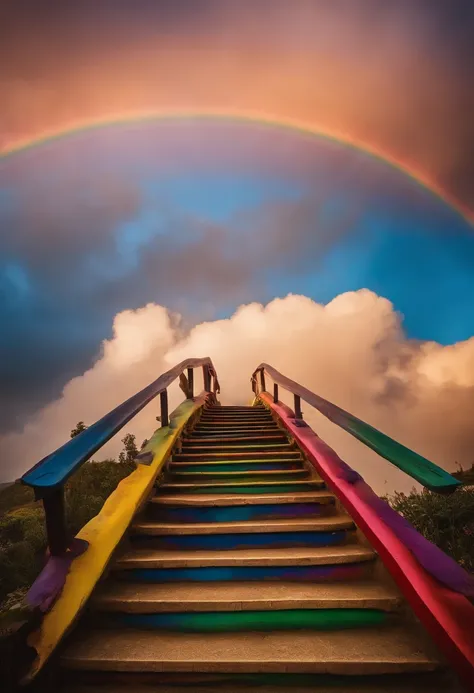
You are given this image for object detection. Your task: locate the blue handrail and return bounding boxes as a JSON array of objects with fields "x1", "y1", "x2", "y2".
[{"x1": 22, "y1": 357, "x2": 219, "y2": 495}]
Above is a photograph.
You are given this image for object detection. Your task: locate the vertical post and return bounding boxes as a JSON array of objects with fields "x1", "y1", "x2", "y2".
[
  {"x1": 294, "y1": 394, "x2": 303, "y2": 421},
  {"x1": 160, "y1": 389, "x2": 169, "y2": 427},
  {"x1": 187, "y1": 367, "x2": 194, "y2": 398},
  {"x1": 43, "y1": 488, "x2": 68, "y2": 556},
  {"x1": 260, "y1": 370, "x2": 266, "y2": 393},
  {"x1": 203, "y1": 365, "x2": 211, "y2": 392},
  {"x1": 273, "y1": 383, "x2": 279, "y2": 403}
]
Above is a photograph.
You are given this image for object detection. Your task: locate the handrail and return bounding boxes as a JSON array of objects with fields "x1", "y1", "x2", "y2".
[
  {"x1": 21, "y1": 357, "x2": 220, "y2": 555},
  {"x1": 251, "y1": 363, "x2": 461, "y2": 494}
]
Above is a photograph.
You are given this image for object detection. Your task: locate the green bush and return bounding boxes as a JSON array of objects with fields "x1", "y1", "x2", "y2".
[
  {"x1": 385, "y1": 486, "x2": 474, "y2": 572},
  {"x1": 0, "y1": 458, "x2": 135, "y2": 610}
]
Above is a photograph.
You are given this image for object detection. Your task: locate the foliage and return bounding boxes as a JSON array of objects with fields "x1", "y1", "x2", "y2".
[
  {"x1": 70, "y1": 420, "x2": 88, "y2": 438},
  {"x1": 385, "y1": 486, "x2": 474, "y2": 572},
  {"x1": 453, "y1": 462, "x2": 474, "y2": 486},
  {"x1": 0, "y1": 423, "x2": 138, "y2": 610}
]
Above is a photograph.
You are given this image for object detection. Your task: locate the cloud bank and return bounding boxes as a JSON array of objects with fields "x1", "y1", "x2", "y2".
[{"x1": 2, "y1": 290, "x2": 474, "y2": 495}]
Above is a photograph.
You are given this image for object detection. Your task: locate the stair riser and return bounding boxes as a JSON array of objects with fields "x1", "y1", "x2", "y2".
[
  {"x1": 130, "y1": 531, "x2": 349, "y2": 552},
  {"x1": 181, "y1": 437, "x2": 289, "y2": 446},
  {"x1": 114, "y1": 561, "x2": 373, "y2": 583},
  {"x1": 156, "y1": 482, "x2": 325, "y2": 494},
  {"x1": 92, "y1": 609, "x2": 388, "y2": 632},
  {"x1": 168, "y1": 462, "x2": 304, "y2": 473},
  {"x1": 146, "y1": 502, "x2": 332, "y2": 523},
  {"x1": 173, "y1": 452, "x2": 302, "y2": 461},
  {"x1": 167, "y1": 472, "x2": 310, "y2": 482},
  {"x1": 179, "y1": 445, "x2": 294, "y2": 454}
]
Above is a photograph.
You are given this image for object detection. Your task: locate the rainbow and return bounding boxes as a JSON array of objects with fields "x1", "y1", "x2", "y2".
[{"x1": 1, "y1": 109, "x2": 472, "y2": 224}]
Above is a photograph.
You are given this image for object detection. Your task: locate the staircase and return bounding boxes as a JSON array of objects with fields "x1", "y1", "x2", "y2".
[{"x1": 56, "y1": 404, "x2": 459, "y2": 691}]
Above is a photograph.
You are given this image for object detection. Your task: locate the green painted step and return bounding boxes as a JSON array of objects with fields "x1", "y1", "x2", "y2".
[
  {"x1": 91, "y1": 580, "x2": 402, "y2": 612},
  {"x1": 167, "y1": 470, "x2": 309, "y2": 481},
  {"x1": 60, "y1": 626, "x2": 441, "y2": 674},
  {"x1": 173, "y1": 451, "x2": 302, "y2": 461}
]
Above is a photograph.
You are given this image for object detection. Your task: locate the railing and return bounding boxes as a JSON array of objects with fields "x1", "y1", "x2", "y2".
[
  {"x1": 22, "y1": 357, "x2": 220, "y2": 555},
  {"x1": 251, "y1": 363, "x2": 461, "y2": 494}
]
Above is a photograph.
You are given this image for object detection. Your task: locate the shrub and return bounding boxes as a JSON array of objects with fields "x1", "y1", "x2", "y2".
[{"x1": 385, "y1": 486, "x2": 474, "y2": 572}]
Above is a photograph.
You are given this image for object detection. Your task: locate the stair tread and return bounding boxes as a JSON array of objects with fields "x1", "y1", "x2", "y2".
[
  {"x1": 60, "y1": 626, "x2": 440, "y2": 673},
  {"x1": 151, "y1": 490, "x2": 334, "y2": 505},
  {"x1": 158, "y1": 479, "x2": 324, "y2": 489},
  {"x1": 115, "y1": 544, "x2": 375, "y2": 569},
  {"x1": 169, "y1": 458, "x2": 304, "y2": 467},
  {"x1": 92, "y1": 579, "x2": 402, "y2": 612},
  {"x1": 131, "y1": 516, "x2": 354, "y2": 535},
  {"x1": 182, "y1": 436, "x2": 287, "y2": 442}
]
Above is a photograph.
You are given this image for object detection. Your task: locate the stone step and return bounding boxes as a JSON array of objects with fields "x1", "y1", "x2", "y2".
[
  {"x1": 181, "y1": 435, "x2": 289, "y2": 445},
  {"x1": 173, "y1": 450, "x2": 302, "y2": 461},
  {"x1": 114, "y1": 544, "x2": 375, "y2": 570},
  {"x1": 63, "y1": 679, "x2": 456, "y2": 693},
  {"x1": 91, "y1": 580, "x2": 402, "y2": 613},
  {"x1": 60, "y1": 626, "x2": 441, "y2": 674},
  {"x1": 131, "y1": 516, "x2": 354, "y2": 536},
  {"x1": 156, "y1": 479, "x2": 326, "y2": 493},
  {"x1": 179, "y1": 444, "x2": 295, "y2": 454},
  {"x1": 151, "y1": 490, "x2": 335, "y2": 506},
  {"x1": 168, "y1": 462, "x2": 304, "y2": 475},
  {"x1": 167, "y1": 469, "x2": 310, "y2": 481}
]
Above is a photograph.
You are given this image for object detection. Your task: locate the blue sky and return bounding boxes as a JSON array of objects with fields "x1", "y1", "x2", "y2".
[{"x1": 1, "y1": 119, "x2": 474, "y2": 431}]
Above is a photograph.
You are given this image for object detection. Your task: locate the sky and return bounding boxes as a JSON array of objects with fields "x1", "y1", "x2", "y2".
[{"x1": 1, "y1": 1, "x2": 474, "y2": 488}]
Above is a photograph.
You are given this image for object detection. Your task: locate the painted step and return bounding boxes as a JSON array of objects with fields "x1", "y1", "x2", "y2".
[
  {"x1": 151, "y1": 490, "x2": 335, "y2": 506},
  {"x1": 92, "y1": 580, "x2": 402, "y2": 612},
  {"x1": 181, "y1": 435, "x2": 289, "y2": 445},
  {"x1": 179, "y1": 444, "x2": 295, "y2": 454},
  {"x1": 168, "y1": 463, "x2": 303, "y2": 474},
  {"x1": 199, "y1": 414, "x2": 274, "y2": 421},
  {"x1": 114, "y1": 544, "x2": 375, "y2": 570},
  {"x1": 92, "y1": 609, "x2": 390, "y2": 633},
  {"x1": 130, "y1": 520, "x2": 351, "y2": 551},
  {"x1": 173, "y1": 450, "x2": 302, "y2": 461},
  {"x1": 63, "y1": 678, "x2": 458, "y2": 693},
  {"x1": 132, "y1": 516, "x2": 354, "y2": 535},
  {"x1": 190, "y1": 428, "x2": 282, "y2": 436},
  {"x1": 60, "y1": 625, "x2": 440, "y2": 674},
  {"x1": 195, "y1": 421, "x2": 279, "y2": 427},
  {"x1": 156, "y1": 479, "x2": 326, "y2": 494},
  {"x1": 167, "y1": 469, "x2": 310, "y2": 482},
  {"x1": 147, "y1": 491, "x2": 335, "y2": 522}
]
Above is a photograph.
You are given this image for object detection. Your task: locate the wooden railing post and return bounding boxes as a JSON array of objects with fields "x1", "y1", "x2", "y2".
[
  {"x1": 187, "y1": 367, "x2": 194, "y2": 398},
  {"x1": 260, "y1": 370, "x2": 266, "y2": 393},
  {"x1": 294, "y1": 394, "x2": 303, "y2": 421},
  {"x1": 203, "y1": 365, "x2": 211, "y2": 392},
  {"x1": 160, "y1": 389, "x2": 169, "y2": 427},
  {"x1": 273, "y1": 383, "x2": 279, "y2": 403},
  {"x1": 43, "y1": 488, "x2": 68, "y2": 556}
]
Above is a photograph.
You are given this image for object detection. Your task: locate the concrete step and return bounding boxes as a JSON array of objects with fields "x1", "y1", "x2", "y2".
[
  {"x1": 114, "y1": 544, "x2": 375, "y2": 570},
  {"x1": 167, "y1": 469, "x2": 310, "y2": 482},
  {"x1": 156, "y1": 479, "x2": 326, "y2": 493},
  {"x1": 181, "y1": 435, "x2": 289, "y2": 445},
  {"x1": 151, "y1": 490, "x2": 335, "y2": 506},
  {"x1": 131, "y1": 516, "x2": 354, "y2": 536},
  {"x1": 60, "y1": 625, "x2": 441, "y2": 674},
  {"x1": 63, "y1": 679, "x2": 457, "y2": 693},
  {"x1": 179, "y1": 444, "x2": 295, "y2": 454},
  {"x1": 147, "y1": 491, "x2": 335, "y2": 522},
  {"x1": 91, "y1": 580, "x2": 402, "y2": 613},
  {"x1": 173, "y1": 451, "x2": 302, "y2": 461},
  {"x1": 168, "y1": 460, "x2": 304, "y2": 473}
]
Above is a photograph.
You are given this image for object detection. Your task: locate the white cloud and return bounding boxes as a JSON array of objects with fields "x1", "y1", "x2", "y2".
[{"x1": 2, "y1": 291, "x2": 474, "y2": 494}]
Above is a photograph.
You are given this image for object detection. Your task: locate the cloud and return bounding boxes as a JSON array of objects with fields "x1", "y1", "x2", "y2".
[
  {"x1": 0, "y1": 152, "x2": 368, "y2": 434},
  {"x1": 2, "y1": 290, "x2": 474, "y2": 495}
]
